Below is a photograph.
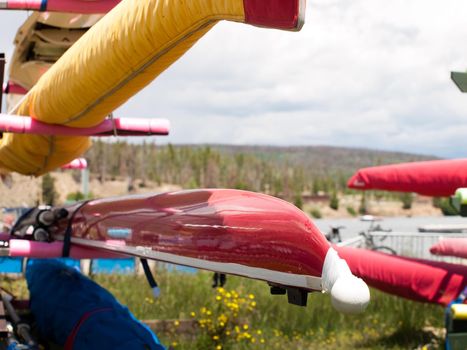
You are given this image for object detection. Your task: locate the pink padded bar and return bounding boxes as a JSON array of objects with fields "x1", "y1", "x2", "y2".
[
  {"x1": 1, "y1": 0, "x2": 120, "y2": 14},
  {"x1": 0, "y1": 114, "x2": 170, "y2": 136},
  {"x1": 61, "y1": 158, "x2": 88, "y2": 170},
  {"x1": 9, "y1": 239, "x2": 128, "y2": 259}
]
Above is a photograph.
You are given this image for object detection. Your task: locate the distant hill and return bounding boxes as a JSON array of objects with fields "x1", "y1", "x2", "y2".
[
  {"x1": 84, "y1": 142, "x2": 439, "y2": 199},
  {"x1": 180, "y1": 144, "x2": 438, "y2": 175}
]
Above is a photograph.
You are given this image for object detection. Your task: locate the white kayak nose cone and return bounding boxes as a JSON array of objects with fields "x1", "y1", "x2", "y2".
[
  {"x1": 322, "y1": 247, "x2": 370, "y2": 314},
  {"x1": 330, "y1": 275, "x2": 370, "y2": 314}
]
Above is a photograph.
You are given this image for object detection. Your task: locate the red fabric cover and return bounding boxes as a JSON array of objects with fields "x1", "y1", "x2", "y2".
[
  {"x1": 347, "y1": 159, "x2": 467, "y2": 197},
  {"x1": 243, "y1": 0, "x2": 300, "y2": 29},
  {"x1": 337, "y1": 246, "x2": 467, "y2": 305},
  {"x1": 430, "y1": 238, "x2": 467, "y2": 259}
]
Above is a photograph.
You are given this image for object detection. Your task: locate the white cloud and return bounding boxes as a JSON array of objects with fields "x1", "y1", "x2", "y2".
[{"x1": 2, "y1": 2, "x2": 467, "y2": 157}]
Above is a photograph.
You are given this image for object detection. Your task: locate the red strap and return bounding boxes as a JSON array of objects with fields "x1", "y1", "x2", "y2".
[{"x1": 64, "y1": 308, "x2": 113, "y2": 350}]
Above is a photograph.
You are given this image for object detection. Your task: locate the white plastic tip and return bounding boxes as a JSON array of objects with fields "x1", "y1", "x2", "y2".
[
  {"x1": 152, "y1": 287, "x2": 161, "y2": 298},
  {"x1": 330, "y1": 275, "x2": 370, "y2": 314}
]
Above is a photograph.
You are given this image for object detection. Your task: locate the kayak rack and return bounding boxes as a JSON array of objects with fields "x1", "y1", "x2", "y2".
[{"x1": 0, "y1": 114, "x2": 170, "y2": 137}]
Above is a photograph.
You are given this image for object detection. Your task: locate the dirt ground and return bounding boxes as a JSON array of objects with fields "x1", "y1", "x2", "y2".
[
  {"x1": 0, "y1": 172, "x2": 181, "y2": 210},
  {"x1": 305, "y1": 194, "x2": 442, "y2": 219}
]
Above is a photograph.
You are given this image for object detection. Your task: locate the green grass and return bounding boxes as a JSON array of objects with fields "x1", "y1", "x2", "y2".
[
  {"x1": 2, "y1": 270, "x2": 445, "y2": 349},
  {"x1": 93, "y1": 270, "x2": 444, "y2": 349}
]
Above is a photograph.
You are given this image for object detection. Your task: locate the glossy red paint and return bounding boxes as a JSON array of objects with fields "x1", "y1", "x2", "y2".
[
  {"x1": 243, "y1": 0, "x2": 304, "y2": 30},
  {"x1": 60, "y1": 189, "x2": 330, "y2": 279}
]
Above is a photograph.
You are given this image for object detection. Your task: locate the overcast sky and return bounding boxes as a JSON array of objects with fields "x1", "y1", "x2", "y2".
[{"x1": 1, "y1": 1, "x2": 467, "y2": 158}]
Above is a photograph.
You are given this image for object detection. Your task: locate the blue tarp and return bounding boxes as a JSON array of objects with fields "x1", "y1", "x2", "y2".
[{"x1": 26, "y1": 259, "x2": 165, "y2": 350}]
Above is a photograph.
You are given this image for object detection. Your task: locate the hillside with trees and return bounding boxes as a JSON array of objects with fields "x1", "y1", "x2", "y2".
[{"x1": 84, "y1": 142, "x2": 436, "y2": 202}]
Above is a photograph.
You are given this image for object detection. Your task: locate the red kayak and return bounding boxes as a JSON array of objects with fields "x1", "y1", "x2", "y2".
[
  {"x1": 337, "y1": 246, "x2": 467, "y2": 305},
  {"x1": 43, "y1": 189, "x2": 369, "y2": 313},
  {"x1": 347, "y1": 159, "x2": 467, "y2": 197}
]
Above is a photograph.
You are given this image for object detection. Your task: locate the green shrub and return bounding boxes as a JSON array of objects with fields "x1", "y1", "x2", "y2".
[
  {"x1": 400, "y1": 193, "x2": 413, "y2": 210},
  {"x1": 42, "y1": 173, "x2": 57, "y2": 206},
  {"x1": 66, "y1": 191, "x2": 85, "y2": 202},
  {"x1": 346, "y1": 206, "x2": 357, "y2": 216},
  {"x1": 329, "y1": 192, "x2": 339, "y2": 210},
  {"x1": 309, "y1": 208, "x2": 322, "y2": 219},
  {"x1": 358, "y1": 194, "x2": 368, "y2": 215},
  {"x1": 437, "y1": 198, "x2": 458, "y2": 216},
  {"x1": 293, "y1": 194, "x2": 303, "y2": 210}
]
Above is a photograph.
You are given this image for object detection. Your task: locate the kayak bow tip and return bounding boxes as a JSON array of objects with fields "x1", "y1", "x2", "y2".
[{"x1": 330, "y1": 275, "x2": 370, "y2": 315}]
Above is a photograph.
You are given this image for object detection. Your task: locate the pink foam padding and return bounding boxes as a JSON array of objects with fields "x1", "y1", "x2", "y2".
[
  {"x1": 61, "y1": 158, "x2": 88, "y2": 170},
  {"x1": 430, "y1": 238, "x2": 467, "y2": 259},
  {"x1": 5, "y1": 0, "x2": 41, "y2": 10},
  {"x1": 9, "y1": 239, "x2": 128, "y2": 259},
  {"x1": 6, "y1": 0, "x2": 120, "y2": 13},
  {"x1": 337, "y1": 246, "x2": 467, "y2": 306},
  {"x1": 0, "y1": 114, "x2": 170, "y2": 136},
  {"x1": 348, "y1": 159, "x2": 467, "y2": 197}
]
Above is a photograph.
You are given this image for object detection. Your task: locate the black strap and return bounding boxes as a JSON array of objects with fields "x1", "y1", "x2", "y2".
[
  {"x1": 9, "y1": 208, "x2": 36, "y2": 236},
  {"x1": 140, "y1": 259, "x2": 158, "y2": 289},
  {"x1": 62, "y1": 201, "x2": 90, "y2": 258}
]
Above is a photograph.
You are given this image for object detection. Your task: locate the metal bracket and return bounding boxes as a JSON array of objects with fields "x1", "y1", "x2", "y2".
[{"x1": 286, "y1": 288, "x2": 308, "y2": 307}]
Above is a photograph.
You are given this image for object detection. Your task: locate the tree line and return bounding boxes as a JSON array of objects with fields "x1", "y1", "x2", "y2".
[
  {"x1": 85, "y1": 141, "x2": 358, "y2": 200},
  {"x1": 82, "y1": 141, "x2": 432, "y2": 208}
]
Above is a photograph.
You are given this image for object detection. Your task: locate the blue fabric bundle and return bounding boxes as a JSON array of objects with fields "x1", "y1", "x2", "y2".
[{"x1": 25, "y1": 259, "x2": 165, "y2": 350}]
